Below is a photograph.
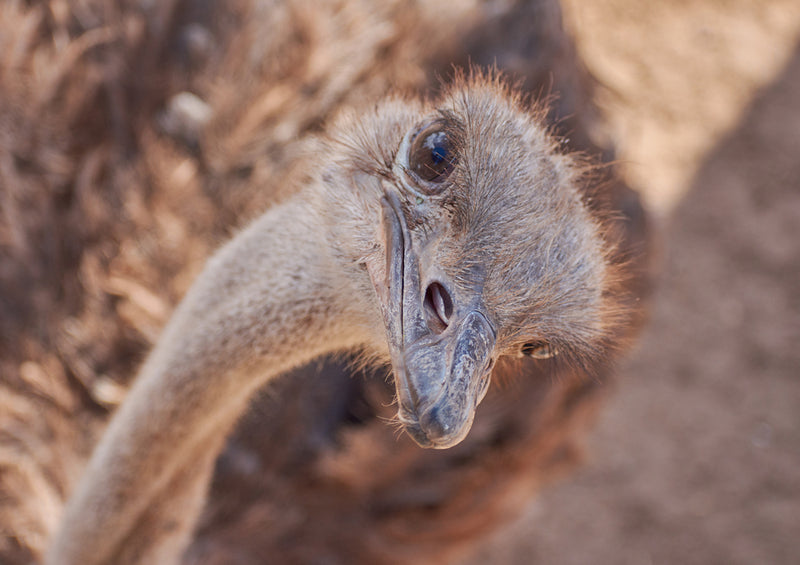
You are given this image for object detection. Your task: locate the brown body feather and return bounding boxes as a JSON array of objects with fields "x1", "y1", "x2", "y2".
[{"x1": 0, "y1": 1, "x2": 648, "y2": 564}]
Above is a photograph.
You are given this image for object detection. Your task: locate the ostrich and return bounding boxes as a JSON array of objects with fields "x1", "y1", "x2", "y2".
[
  {"x1": 47, "y1": 73, "x2": 636, "y2": 564},
  {"x1": 1, "y1": 1, "x2": 649, "y2": 564}
]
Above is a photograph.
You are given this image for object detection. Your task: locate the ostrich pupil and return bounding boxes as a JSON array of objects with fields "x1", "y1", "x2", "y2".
[
  {"x1": 410, "y1": 124, "x2": 455, "y2": 187},
  {"x1": 429, "y1": 134, "x2": 447, "y2": 164}
]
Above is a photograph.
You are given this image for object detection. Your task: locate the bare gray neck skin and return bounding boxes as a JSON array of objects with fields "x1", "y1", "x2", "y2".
[{"x1": 46, "y1": 193, "x2": 370, "y2": 565}]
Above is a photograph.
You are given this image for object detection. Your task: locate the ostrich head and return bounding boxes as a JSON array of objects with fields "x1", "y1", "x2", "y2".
[{"x1": 318, "y1": 75, "x2": 622, "y2": 449}]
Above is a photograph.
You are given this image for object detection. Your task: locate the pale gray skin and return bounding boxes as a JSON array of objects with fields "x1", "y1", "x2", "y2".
[{"x1": 46, "y1": 76, "x2": 618, "y2": 565}]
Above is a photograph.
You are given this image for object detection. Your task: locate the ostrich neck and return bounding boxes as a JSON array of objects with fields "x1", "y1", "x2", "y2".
[{"x1": 47, "y1": 193, "x2": 367, "y2": 565}]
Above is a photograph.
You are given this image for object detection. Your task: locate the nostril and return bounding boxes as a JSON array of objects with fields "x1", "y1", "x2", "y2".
[{"x1": 424, "y1": 282, "x2": 453, "y2": 334}]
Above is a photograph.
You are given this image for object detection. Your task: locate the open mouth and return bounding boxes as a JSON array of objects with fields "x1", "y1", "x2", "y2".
[{"x1": 372, "y1": 192, "x2": 496, "y2": 449}]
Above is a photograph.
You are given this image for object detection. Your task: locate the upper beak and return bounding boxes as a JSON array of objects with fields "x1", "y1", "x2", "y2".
[{"x1": 371, "y1": 192, "x2": 497, "y2": 449}]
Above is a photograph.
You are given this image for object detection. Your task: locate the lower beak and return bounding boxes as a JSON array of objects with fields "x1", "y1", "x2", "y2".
[{"x1": 372, "y1": 193, "x2": 496, "y2": 449}]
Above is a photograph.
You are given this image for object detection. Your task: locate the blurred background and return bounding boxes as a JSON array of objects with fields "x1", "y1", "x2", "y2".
[
  {"x1": 471, "y1": 1, "x2": 800, "y2": 563},
  {"x1": 1, "y1": 0, "x2": 798, "y2": 563}
]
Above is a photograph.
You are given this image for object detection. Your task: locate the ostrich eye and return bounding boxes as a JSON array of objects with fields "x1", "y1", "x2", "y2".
[
  {"x1": 408, "y1": 121, "x2": 456, "y2": 187},
  {"x1": 521, "y1": 341, "x2": 558, "y2": 360}
]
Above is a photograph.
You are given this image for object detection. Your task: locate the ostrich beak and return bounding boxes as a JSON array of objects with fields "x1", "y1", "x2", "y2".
[{"x1": 372, "y1": 192, "x2": 497, "y2": 449}]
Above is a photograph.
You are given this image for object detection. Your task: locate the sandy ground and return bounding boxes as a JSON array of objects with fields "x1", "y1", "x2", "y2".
[{"x1": 468, "y1": 2, "x2": 800, "y2": 563}]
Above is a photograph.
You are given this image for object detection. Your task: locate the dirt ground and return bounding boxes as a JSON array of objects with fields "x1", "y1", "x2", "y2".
[{"x1": 469, "y1": 2, "x2": 800, "y2": 564}]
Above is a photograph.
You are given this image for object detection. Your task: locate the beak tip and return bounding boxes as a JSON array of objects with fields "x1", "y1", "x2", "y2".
[{"x1": 401, "y1": 405, "x2": 472, "y2": 449}]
